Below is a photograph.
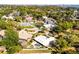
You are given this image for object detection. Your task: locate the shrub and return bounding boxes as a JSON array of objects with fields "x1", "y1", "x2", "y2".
[
  {"x1": 62, "y1": 21, "x2": 73, "y2": 30},
  {"x1": 53, "y1": 26, "x2": 63, "y2": 33},
  {"x1": 7, "y1": 45, "x2": 22, "y2": 54}
]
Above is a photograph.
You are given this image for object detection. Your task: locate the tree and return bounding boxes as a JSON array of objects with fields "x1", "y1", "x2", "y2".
[
  {"x1": 56, "y1": 37, "x2": 68, "y2": 48},
  {"x1": 35, "y1": 21, "x2": 44, "y2": 28},
  {"x1": 0, "y1": 20, "x2": 7, "y2": 29},
  {"x1": 15, "y1": 16, "x2": 22, "y2": 22},
  {"x1": 57, "y1": 21, "x2": 74, "y2": 30},
  {"x1": 62, "y1": 21, "x2": 73, "y2": 30},
  {"x1": 53, "y1": 26, "x2": 63, "y2": 33},
  {"x1": 7, "y1": 45, "x2": 22, "y2": 54},
  {"x1": 2, "y1": 28, "x2": 21, "y2": 53},
  {"x1": 6, "y1": 20, "x2": 18, "y2": 29},
  {"x1": 51, "y1": 36, "x2": 69, "y2": 54}
]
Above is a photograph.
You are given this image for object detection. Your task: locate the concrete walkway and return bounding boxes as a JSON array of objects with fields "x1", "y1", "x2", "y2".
[{"x1": 18, "y1": 48, "x2": 50, "y2": 54}]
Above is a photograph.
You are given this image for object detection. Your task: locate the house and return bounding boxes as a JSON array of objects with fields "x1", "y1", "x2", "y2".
[
  {"x1": 33, "y1": 35, "x2": 56, "y2": 47},
  {"x1": 1, "y1": 15, "x2": 14, "y2": 20},
  {"x1": 45, "y1": 18, "x2": 56, "y2": 25},
  {"x1": 47, "y1": 37, "x2": 57, "y2": 47},
  {"x1": 24, "y1": 15, "x2": 33, "y2": 22},
  {"x1": 0, "y1": 30, "x2": 5, "y2": 37},
  {"x1": 19, "y1": 22, "x2": 32, "y2": 26},
  {"x1": 76, "y1": 12, "x2": 79, "y2": 19},
  {"x1": 18, "y1": 29, "x2": 32, "y2": 48},
  {"x1": 19, "y1": 29, "x2": 32, "y2": 41},
  {"x1": 74, "y1": 10, "x2": 78, "y2": 17},
  {"x1": 0, "y1": 30, "x2": 5, "y2": 41},
  {"x1": 0, "y1": 46, "x2": 6, "y2": 53},
  {"x1": 8, "y1": 10, "x2": 20, "y2": 16},
  {"x1": 73, "y1": 10, "x2": 79, "y2": 20},
  {"x1": 42, "y1": 16, "x2": 48, "y2": 19},
  {"x1": 12, "y1": 10, "x2": 20, "y2": 16},
  {"x1": 44, "y1": 24, "x2": 55, "y2": 31},
  {"x1": 74, "y1": 10, "x2": 79, "y2": 19},
  {"x1": 44, "y1": 18, "x2": 57, "y2": 31},
  {"x1": 31, "y1": 36, "x2": 56, "y2": 48}
]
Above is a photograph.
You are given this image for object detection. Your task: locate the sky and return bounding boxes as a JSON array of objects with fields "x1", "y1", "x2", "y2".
[{"x1": 0, "y1": 0, "x2": 79, "y2": 5}]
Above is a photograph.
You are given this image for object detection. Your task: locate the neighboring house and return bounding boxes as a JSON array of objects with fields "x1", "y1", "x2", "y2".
[
  {"x1": 0, "y1": 30, "x2": 6, "y2": 52},
  {"x1": 76, "y1": 12, "x2": 79, "y2": 19},
  {"x1": 34, "y1": 35, "x2": 56, "y2": 47},
  {"x1": 0, "y1": 30, "x2": 5, "y2": 41},
  {"x1": 0, "y1": 35, "x2": 3, "y2": 41},
  {"x1": 45, "y1": 18, "x2": 56, "y2": 25},
  {"x1": 0, "y1": 30, "x2": 5, "y2": 37},
  {"x1": 1, "y1": 15, "x2": 14, "y2": 20},
  {"x1": 73, "y1": 10, "x2": 79, "y2": 20},
  {"x1": 19, "y1": 22, "x2": 32, "y2": 26},
  {"x1": 1, "y1": 11, "x2": 20, "y2": 20},
  {"x1": 44, "y1": 24, "x2": 55, "y2": 31},
  {"x1": 8, "y1": 13, "x2": 13, "y2": 16},
  {"x1": 9, "y1": 10, "x2": 20, "y2": 16},
  {"x1": 13, "y1": 11, "x2": 20, "y2": 16},
  {"x1": 42, "y1": 16, "x2": 48, "y2": 19},
  {"x1": 0, "y1": 46, "x2": 6, "y2": 53},
  {"x1": 74, "y1": 10, "x2": 78, "y2": 17},
  {"x1": 44, "y1": 18, "x2": 57, "y2": 31},
  {"x1": 24, "y1": 15, "x2": 33, "y2": 22}
]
